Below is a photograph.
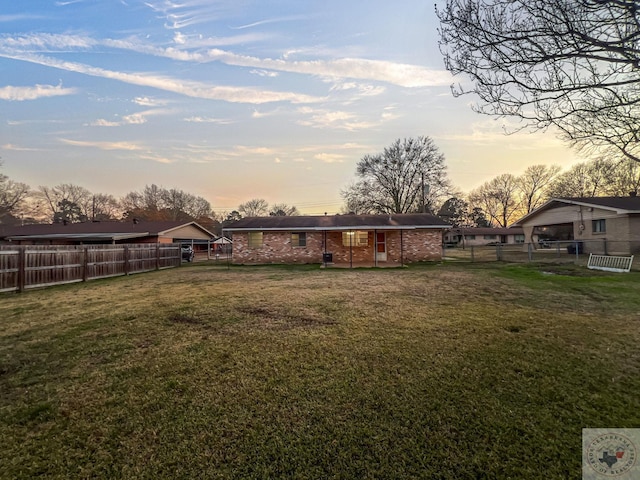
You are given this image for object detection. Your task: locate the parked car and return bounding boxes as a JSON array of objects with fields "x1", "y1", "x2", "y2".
[
  {"x1": 538, "y1": 239, "x2": 552, "y2": 248},
  {"x1": 181, "y1": 245, "x2": 194, "y2": 262}
]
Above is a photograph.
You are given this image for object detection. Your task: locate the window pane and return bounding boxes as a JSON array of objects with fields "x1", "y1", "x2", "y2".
[
  {"x1": 248, "y1": 232, "x2": 263, "y2": 248},
  {"x1": 592, "y1": 219, "x2": 606, "y2": 233},
  {"x1": 342, "y1": 231, "x2": 369, "y2": 247},
  {"x1": 291, "y1": 232, "x2": 306, "y2": 247}
]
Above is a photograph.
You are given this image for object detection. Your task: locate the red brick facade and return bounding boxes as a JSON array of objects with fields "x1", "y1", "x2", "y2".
[{"x1": 232, "y1": 229, "x2": 444, "y2": 265}]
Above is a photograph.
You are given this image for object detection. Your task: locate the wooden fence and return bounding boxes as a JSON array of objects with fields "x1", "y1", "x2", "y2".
[{"x1": 0, "y1": 244, "x2": 181, "y2": 293}]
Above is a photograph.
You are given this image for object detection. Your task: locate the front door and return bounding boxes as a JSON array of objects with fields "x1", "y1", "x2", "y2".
[{"x1": 376, "y1": 232, "x2": 387, "y2": 262}]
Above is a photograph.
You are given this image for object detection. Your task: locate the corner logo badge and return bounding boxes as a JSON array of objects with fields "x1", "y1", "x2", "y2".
[{"x1": 586, "y1": 432, "x2": 637, "y2": 477}]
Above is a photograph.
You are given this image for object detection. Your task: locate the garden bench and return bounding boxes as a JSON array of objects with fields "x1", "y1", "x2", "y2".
[{"x1": 587, "y1": 254, "x2": 634, "y2": 273}]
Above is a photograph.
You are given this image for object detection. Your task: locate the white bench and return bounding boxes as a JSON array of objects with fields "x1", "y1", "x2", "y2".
[{"x1": 587, "y1": 254, "x2": 634, "y2": 273}]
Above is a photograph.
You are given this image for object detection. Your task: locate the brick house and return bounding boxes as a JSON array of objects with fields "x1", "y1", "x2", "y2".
[{"x1": 224, "y1": 213, "x2": 450, "y2": 266}]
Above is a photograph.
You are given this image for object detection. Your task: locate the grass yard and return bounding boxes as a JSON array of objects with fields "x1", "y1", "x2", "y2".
[{"x1": 1, "y1": 262, "x2": 639, "y2": 479}]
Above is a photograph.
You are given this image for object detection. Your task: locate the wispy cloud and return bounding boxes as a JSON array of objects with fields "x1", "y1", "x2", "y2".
[
  {"x1": 2, "y1": 143, "x2": 41, "y2": 151},
  {"x1": 314, "y1": 153, "x2": 344, "y2": 163},
  {"x1": 59, "y1": 138, "x2": 143, "y2": 151},
  {"x1": 297, "y1": 107, "x2": 383, "y2": 131},
  {"x1": 183, "y1": 116, "x2": 235, "y2": 124},
  {"x1": 133, "y1": 96, "x2": 168, "y2": 107},
  {"x1": 0, "y1": 84, "x2": 77, "y2": 101},
  {"x1": 0, "y1": 14, "x2": 46, "y2": 22},
  {"x1": 0, "y1": 32, "x2": 450, "y2": 88},
  {"x1": 0, "y1": 52, "x2": 324, "y2": 104},
  {"x1": 165, "y1": 48, "x2": 451, "y2": 88}
]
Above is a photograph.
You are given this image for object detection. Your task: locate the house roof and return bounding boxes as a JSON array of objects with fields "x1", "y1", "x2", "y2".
[
  {"x1": 512, "y1": 196, "x2": 640, "y2": 226},
  {"x1": 0, "y1": 220, "x2": 215, "y2": 242},
  {"x1": 224, "y1": 213, "x2": 450, "y2": 231}
]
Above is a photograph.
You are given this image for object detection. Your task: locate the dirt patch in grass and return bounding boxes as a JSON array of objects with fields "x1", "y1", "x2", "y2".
[{"x1": 237, "y1": 304, "x2": 337, "y2": 330}]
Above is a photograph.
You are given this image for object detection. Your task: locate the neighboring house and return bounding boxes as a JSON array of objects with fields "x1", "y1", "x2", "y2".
[
  {"x1": 511, "y1": 196, "x2": 640, "y2": 254},
  {"x1": 0, "y1": 220, "x2": 215, "y2": 246},
  {"x1": 224, "y1": 213, "x2": 450, "y2": 266},
  {"x1": 443, "y1": 227, "x2": 526, "y2": 247}
]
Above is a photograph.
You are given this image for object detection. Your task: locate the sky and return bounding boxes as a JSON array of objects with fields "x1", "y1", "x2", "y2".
[{"x1": 0, "y1": 0, "x2": 581, "y2": 215}]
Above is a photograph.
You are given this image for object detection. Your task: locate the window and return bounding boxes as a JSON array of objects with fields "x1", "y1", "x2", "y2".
[
  {"x1": 291, "y1": 232, "x2": 306, "y2": 247},
  {"x1": 592, "y1": 219, "x2": 606, "y2": 233},
  {"x1": 342, "y1": 231, "x2": 369, "y2": 247},
  {"x1": 466, "y1": 235, "x2": 476, "y2": 240},
  {"x1": 248, "y1": 231, "x2": 263, "y2": 248},
  {"x1": 514, "y1": 234, "x2": 525, "y2": 243},
  {"x1": 483, "y1": 234, "x2": 497, "y2": 240}
]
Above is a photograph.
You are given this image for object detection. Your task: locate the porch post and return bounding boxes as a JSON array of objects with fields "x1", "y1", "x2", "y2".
[
  {"x1": 374, "y1": 229, "x2": 377, "y2": 267},
  {"x1": 349, "y1": 229, "x2": 353, "y2": 268}
]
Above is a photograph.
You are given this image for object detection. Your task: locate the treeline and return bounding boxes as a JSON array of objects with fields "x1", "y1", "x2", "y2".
[
  {"x1": 0, "y1": 163, "x2": 302, "y2": 233},
  {"x1": 339, "y1": 137, "x2": 640, "y2": 228},
  {"x1": 3, "y1": 142, "x2": 639, "y2": 231}
]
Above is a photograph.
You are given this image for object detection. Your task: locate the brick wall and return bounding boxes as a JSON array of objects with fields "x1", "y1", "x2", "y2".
[
  {"x1": 232, "y1": 229, "x2": 444, "y2": 264},
  {"x1": 232, "y1": 231, "x2": 324, "y2": 264}
]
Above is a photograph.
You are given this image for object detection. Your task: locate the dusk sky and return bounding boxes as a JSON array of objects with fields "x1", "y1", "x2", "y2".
[{"x1": 1, "y1": 0, "x2": 581, "y2": 215}]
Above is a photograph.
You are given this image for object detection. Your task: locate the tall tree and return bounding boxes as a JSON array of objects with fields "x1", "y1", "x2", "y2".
[
  {"x1": 269, "y1": 203, "x2": 300, "y2": 216},
  {"x1": 121, "y1": 184, "x2": 212, "y2": 221},
  {"x1": 517, "y1": 164, "x2": 561, "y2": 214},
  {"x1": 548, "y1": 157, "x2": 634, "y2": 197},
  {"x1": 468, "y1": 174, "x2": 520, "y2": 227},
  {"x1": 437, "y1": 197, "x2": 470, "y2": 227},
  {"x1": 0, "y1": 165, "x2": 31, "y2": 224},
  {"x1": 38, "y1": 184, "x2": 92, "y2": 223},
  {"x1": 437, "y1": 0, "x2": 640, "y2": 162},
  {"x1": 341, "y1": 137, "x2": 451, "y2": 214},
  {"x1": 238, "y1": 198, "x2": 269, "y2": 217}
]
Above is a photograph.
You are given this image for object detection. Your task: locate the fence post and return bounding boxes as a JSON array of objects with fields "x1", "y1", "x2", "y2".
[
  {"x1": 156, "y1": 243, "x2": 160, "y2": 270},
  {"x1": 470, "y1": 246, "x2": 475, "y2": 262},
  {"x1": 17, "y1": 246, "x2": 26, "y2": 293},
  {"x1": 124, "y1": 245, "x2": 130, "y2": 275},
  {"x1": 82, "y1": 246, "x2": 89, "y2": 282}
]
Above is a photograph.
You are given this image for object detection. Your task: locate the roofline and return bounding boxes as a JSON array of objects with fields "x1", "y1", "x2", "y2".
[
  {"x1": 6, "y1": 232, "x2": 151, "y2": 241},
  {"x1": 512, "y1": 197, "x2": 640, "y2": 226},
  {"x1": 158, "y1": 221, "x2": 216, "y2": 237},
  {"x1": 224, "y1": 225, "x2": 448, "y2": 232}
]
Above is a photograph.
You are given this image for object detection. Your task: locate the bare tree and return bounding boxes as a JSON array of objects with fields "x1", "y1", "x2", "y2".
[
  {"x1": 437, "y1": 0, "x2": 640, "y2": 162},
  {"x1": 548, "y1": 157, "x2": 634, "y2": 197},
  {"x1": 341, "y1": 137, "x2": 451, "y2": 214},
  {"x1": 38, "y1": 184, "x2": 92, "y2": 223},
  {"x1": 90, "y1": 194, "x2": 122, "y2": 221},
  {"x1": 0, "y1": 167, "x2": 31, "y2": 223},
  {"x1": 121, "y1": 184, "x2": 212, "y2": 221},
  {"x1": 468, "y1": 174, "x2": 520, "y2": 227},
  {"x1": 517, "y1": 165, "x2": 561, "y2": 214},
  {"x1": 269, "y1": 203, "x2": 300, "y2": 216},
  {"x1": 238, "y1": 198, "x2": 269, "y2": 217}
]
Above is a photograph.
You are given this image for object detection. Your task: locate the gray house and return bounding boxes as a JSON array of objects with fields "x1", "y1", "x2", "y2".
[{"x1": 511, "y1": 196, "x2": 640, "y2": 254}]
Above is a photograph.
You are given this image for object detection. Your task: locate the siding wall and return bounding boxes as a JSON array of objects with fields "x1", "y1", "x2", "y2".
[
  {"x1": 231, "y1": 229, "x2": 443, "y2": 265},
  {"x1": 520, "y1": 205, "x2": 640, "y2": 254}
]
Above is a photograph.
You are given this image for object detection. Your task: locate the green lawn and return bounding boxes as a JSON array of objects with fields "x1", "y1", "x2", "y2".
[{"x1": 1, "y1": 262, "x2": 639, "y2": 479}]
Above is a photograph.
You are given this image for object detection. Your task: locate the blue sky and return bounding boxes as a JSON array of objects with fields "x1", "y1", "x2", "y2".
[{"x1": 0, "y1": 0, "x2": 579, "y2": 214}]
